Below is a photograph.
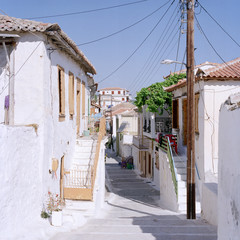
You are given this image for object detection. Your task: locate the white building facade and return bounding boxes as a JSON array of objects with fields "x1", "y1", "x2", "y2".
[
  {"x1": 0, "y1": 15, "x2": 97, "y2": 237},
  {"x1": 98, "y1": 87, "x2": 130, "y2": 111},
  {"x1": 165, "y1": 57, "x2": 240, "y2": 224}
]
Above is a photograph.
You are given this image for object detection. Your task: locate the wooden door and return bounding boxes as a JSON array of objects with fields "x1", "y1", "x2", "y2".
[
  {"x1": 182, "y1": 99, "x2": 187, "y2": 145},
  {"x1": 76, "y1": 79, "x2": 81, "y2": 135}
]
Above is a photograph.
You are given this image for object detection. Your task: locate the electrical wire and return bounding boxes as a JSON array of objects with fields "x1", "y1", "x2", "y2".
[
  {"x1": 26, "y1": 0, "x2": 151, "y2": 20},
  {"x1": 0, "y1": 42, "x2": 42, "y2": 96},
  {"x1": 174, "y1": 22, "x2": 182, "y2": 72},
  {"x1": 195, "y1": 14, "x2": 240, "y2": 76},
  {"x1": 130, "y1": 12, "x2": 182, "y2": 93},
  {"x1": 198, "y1": 1, "x2": 240, "y2": 48},
  {"x1": 127, "y1": 2, "x2": 180, "y2": 91},
  {"x1": 134, "y1": 26, "x2": 181, "y2": 93},
  {"x1": 98, "y1": 0, "x2": 176, "y2": 84},
  {"x1": 0, "y1": 8, "x2": 45, "y2": 42},
  {"x1": 77, "y1": 1, "x2": 172, "y2": 46},
  {"x1": 131, "y1": 19, "x2": 181, "y2": 92}
]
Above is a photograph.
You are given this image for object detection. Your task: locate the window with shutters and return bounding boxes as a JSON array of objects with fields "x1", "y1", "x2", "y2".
[
  {"x1": 172, "y1": 99, "x2": 179, "y2": 129},
  {"x1": 68, "y1": 72, "x2": 74, "y2": 119},
  {"x1": 195, "y1": 93, "x2": 200, "y2": 133},
  {"x1": 76, "y1": 78, "x2": 81, "y2": 134},
  {"x1": 58, "y1": 66, "x2": 65, "y2": 121},
  {"x1": 82, "y1": 81, "x2": 86, "y2": 116},
  {"x1": 112, "y1": 91, "x2": 114, "y2": 94},
  {"x1": 118, "y1": 91, "x2": 120, "y2": 94}
]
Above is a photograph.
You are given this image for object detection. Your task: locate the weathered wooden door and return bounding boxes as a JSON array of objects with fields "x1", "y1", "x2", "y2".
[{"x1": 76, "y1": 79, "x2": 81, "y2": 135}]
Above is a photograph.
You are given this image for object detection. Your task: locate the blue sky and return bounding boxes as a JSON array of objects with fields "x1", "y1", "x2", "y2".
[{"x1": 1, "y1": 0, "x2": 240, "y2": 96}]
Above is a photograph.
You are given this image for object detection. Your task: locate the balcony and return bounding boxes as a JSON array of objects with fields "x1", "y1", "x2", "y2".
[{"x1": 133, "y1": 135, "x2": 150, "y2": 150}]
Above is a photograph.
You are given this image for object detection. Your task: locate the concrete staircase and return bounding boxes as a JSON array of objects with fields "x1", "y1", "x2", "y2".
[
  {"x1": 63, "y1": 137, "x2": 98, "y2": 226},
  {"x1": 72, "y1": 138, "x2": 97, "y2": 168},
  {"x1": 173, "y1": 154, "x2": 201, "y2": 213}
]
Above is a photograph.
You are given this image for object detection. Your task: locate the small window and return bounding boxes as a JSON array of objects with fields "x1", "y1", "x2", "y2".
[
  {"x1": 112, "y1": 91, "x2": 114, "y2": 94},
  {"x1": 118, "y1": 91, "x2": 120, "y2": 94},
  {"x1": 68, "y1": 72, "x2": 74, "y2": 119},
  {"x1": 58, "y1": 66, "x2": 65, "y2": 121},
  {"x1": 123, "y1": 91, "x2": 125, "y2": 95},
  {"x1": 102, "y1": 91, "x2": 105, "y2": 95},
  {"x1": 122, "y1": 98, "x2": 124, "y2": 101}
]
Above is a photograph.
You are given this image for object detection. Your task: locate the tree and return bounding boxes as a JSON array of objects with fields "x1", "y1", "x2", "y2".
[{"x1": 134, "y1": 73, "x2": 186, "y2": 115}]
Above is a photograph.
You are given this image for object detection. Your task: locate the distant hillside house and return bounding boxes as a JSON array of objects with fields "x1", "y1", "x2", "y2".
[{"x1": 98, "y1": 87, "x2": 130, "y2": 111}]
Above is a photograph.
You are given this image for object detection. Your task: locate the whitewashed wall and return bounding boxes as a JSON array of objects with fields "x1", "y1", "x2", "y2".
[
  {"x1": 0, "y1": 32, "x2": 93, "y2": 237},
  {"x1": 0, "y1": 125, "x2": 41, "y2": 238},
  {"x1": 218, "y1": 96, "x2": 240, "y2": 239},
  {"x1": 159, "y1": 149, "x2": 178, "y2": 211}
]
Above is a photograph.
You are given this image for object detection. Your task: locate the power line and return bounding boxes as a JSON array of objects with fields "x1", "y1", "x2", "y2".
[
  {"x1": 133, "y1": 26, "x2": 181, "y2": 93},
  {"x1": 0, "y1": 8, "x2": 45, "y2": 42},
  {"x1": 174, "y1": 22, "x2": 182, "y2": 72},
  {"x1": 77, "y1": 1, "x2": 172, "y2": 46},
  {"x1": 130, "y1": 11, "x2": 182, "y2": 93},
  {"x1": 98, "y1": 0, "x2": 176, "y2": 84},
  {"x1": 195, "y1": 14, "x2": 240, "y2": 76},
  {"x1": 198, "y1": 1, "x2": 240, "y2": 48},
  {"x1": 26, "y1": 0, "x2": 151, "y2": 20},
  {"x1": 128, "y1": 2, "x2": 180, "y2": 90},
  {"x1": 0, "y1": 42, "x2": 42, "y2": 96},
  {"x1": 130, "y1": 19, "x2": 181, "y2": 92}
]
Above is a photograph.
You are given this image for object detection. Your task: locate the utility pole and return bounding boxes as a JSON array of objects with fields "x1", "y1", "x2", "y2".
[{"x1": 186, "y1": 0, "x2": 196, "y2": 219}]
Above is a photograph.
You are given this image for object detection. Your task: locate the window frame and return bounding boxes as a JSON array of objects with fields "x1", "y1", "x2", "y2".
[
  {"x1": 58, "y1": 65, "x2": 65, "y2": 122},
  {"x1": 68, "y1": 71, "x2": 75, "y2": 120}
]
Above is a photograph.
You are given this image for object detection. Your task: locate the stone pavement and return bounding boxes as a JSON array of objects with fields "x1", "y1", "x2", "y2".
[{"x1": 50, "y1": 152, "x2": 217, "y2": 240}]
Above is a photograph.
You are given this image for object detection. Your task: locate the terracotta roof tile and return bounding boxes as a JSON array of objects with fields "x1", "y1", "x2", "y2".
[
  {"x1": 165, "y1": 58, "x2": 240, "y2": 92},
  {"x1": 202, "y1": 57, "x2": 240, "y2": 79},
  {"x1": 0, "y1": 14, "x2": 96, "y2": 74}
]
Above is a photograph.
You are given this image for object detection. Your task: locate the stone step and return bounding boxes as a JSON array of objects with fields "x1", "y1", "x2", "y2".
[
  {"x1": 174, "y1": 161, "x2": 186, "y2": 168},
  {"x1": 177, "y1": 173, "x2": 187, "y2": 181},
  {"x1": 79, "y1": 225, "x2": 217, "y2": 235},
  {"x1": 56, "y1": 233, "x2": 217, "y2": 240},
  {"x1": 75, "y1": 146, "x2": 95, "y2": 153},
  {"x1": 178, "y1": 180, "x2": 186, "y2": 188},
  {"x1": 87, "y1": 217, "x2": 213, "y2": 227},
  {"x1": 65, "y1": 199, "x2": 95, "y2": 210},
  {"x1": 176, "y1": 167, "x2": 187, "y2": 174},
  {"x1": 74, "y1": 152, "x2": 96, "y2": 159},
  {"x1": 76, "y1": 140, "x2": 96, "y2": 147},
  {"x1": 72, "y1": 158, "x2": 92, "y2": 165}
]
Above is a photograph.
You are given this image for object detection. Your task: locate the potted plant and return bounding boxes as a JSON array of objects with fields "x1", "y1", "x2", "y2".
[{"x1": 46, "y1": 191, "x2": 65, "y2": 226}]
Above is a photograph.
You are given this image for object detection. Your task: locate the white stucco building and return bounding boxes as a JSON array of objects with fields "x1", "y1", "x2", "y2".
[
  {"x1": 98, "y1": 87, "x2": 130, "y2": 111},
  {"x1": 218, "y1": 92, "x2": 240, "y2": 240},
  {"x1": 0, "y1": 15, "x2": 103, "y2": 238},
  {"x1": 165, "y1": 57, "x2": 240, "y2": 224}
]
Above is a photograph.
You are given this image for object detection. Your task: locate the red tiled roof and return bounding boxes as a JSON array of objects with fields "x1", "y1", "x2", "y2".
[
  {"x1": 165, "y1": 58, "x2": 240, "y2": 92},
  {"x1": 201, "y1": 57, "x2": 240, "y2": 79},
  {"x1": 0, "y1": 14, "x2": 96, "y2": 74},
  {"x1": 164, "y1": 61, "x2": 219, "y2": 78}
]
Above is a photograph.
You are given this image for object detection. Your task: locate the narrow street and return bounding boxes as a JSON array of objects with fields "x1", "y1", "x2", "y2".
[{"x1": 51, "y1": 152, "x2": 217, "y2": 240}]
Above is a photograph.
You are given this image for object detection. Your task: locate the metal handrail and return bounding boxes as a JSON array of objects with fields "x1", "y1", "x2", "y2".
[{"x1": 159, "y1": 136, "x2": 178, "y2": 198}]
